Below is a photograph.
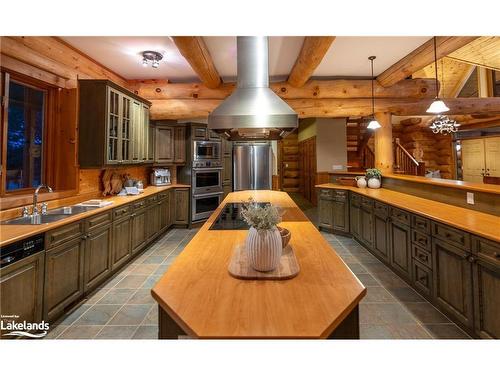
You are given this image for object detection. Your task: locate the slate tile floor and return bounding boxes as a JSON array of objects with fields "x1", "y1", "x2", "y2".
[{"x1": 45, "y1": 202, "x2": 470, "y2": 340}]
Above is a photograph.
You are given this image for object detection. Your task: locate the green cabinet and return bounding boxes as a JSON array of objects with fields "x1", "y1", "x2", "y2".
[
  {"x1": 319, "y1": 189, "x2": 349, "y2": 234},
  {"x1": 389, "y1": 218, "x2": 412, "y2": 281},
  {"x1": 153, "y1": 123, "x2": 186, "y2": 165},
  {"x1": 158, "y1": 191, "x2": 173, "y2": 231},
  {"x1": 318, "y1": 197, "x2": 334, "y2": 231},
  {"x1": 174, "y1": 188, "x2": 190, "y2": 225},
  {"x1": 131, "y1": 203, "x2": 147, "y2": 255},
  {"x1": 83, "y1": 223, "x2": 113, "y2": 293},
  {"x1": 349, "y1": 193, "x2": 362, "y2": 240},
  {"x1": 373, "y1": 202, "x2": 390, "y2": 264},
  {"x1": 78, "y1": 80, "x2": 151, "y2": 167},
  {"x1": 112, "y1": 214, "x2": 132, "y2": 270}
]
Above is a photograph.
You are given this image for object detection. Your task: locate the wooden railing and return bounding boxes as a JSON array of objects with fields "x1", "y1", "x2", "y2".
[
  {"x1": 394, "y1": 138, "x2": 426, "y2": 176},
  {"x1": 360, "y1": 145, "x2": 375, "y2": 169}
]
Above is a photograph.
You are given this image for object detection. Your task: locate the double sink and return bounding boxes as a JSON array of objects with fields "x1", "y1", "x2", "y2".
[{"x1": 2, "y1": 205, "x2": 100, "y2": 225}]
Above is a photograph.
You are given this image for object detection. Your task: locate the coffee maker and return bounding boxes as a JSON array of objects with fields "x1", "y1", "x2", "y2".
[{"x1": 150, "y1": 168, "x2": 171, "y2": 186}]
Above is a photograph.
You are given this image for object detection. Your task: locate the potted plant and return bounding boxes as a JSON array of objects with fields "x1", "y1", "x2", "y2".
[
  {"x1": 365, "y1": 168, "x2": 382, "y2": 189},
  {"x1": 240, "y1": 199, "x2": 283, "y2": 272}
]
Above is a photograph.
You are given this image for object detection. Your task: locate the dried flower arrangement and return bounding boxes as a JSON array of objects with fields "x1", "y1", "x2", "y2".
[{"x1": 240, "y1": 198, "x2": 282, "y2": 231}]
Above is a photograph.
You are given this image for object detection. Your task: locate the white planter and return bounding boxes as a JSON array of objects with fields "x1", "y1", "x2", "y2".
[
  {"x1": 356, "y1": 176, "x2": 367, "y2": 188},
  {"x1": 245, "y1": 226, "x2": 282, "y2": 272},
  {"x1": 368, "y1": 177, "x2": 381, "y2": 189}
]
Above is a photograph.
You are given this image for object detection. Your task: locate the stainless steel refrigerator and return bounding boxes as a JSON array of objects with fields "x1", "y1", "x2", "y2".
[{"x1": 233, "y1": 143, "x2": 272, "y2": 191}]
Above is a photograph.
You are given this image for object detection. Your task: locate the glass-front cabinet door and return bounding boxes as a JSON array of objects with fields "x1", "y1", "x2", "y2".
[
  {"x1": 131, "y1": 100, "x2": 143, "y2": 163},
  {"x1": 121, "y1": 95, "x2": 132, "y2": 162},
  {"x1": 107, "y1": 87, "x2": 121, "y2": 164}
]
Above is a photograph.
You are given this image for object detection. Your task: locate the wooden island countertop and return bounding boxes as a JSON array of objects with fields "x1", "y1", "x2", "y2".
[{"x1": 151, "y1": 190, "x2": 366, "y2": 339}]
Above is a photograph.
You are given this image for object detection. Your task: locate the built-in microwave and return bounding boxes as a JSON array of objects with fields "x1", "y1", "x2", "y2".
[
  {"x1": 192, "y1": 167, "x2": 223, "y2": 195},
  {"x1": 193, "y1": 140, "x2": 221, "y2": 162}
]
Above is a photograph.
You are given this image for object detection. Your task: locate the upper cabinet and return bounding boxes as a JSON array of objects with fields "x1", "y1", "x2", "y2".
[
  {"x1": 152, "y1": 121, "x2": 186, "y2": 165},
  {"x1": 78, "y1": 80, "x2": 152, "y2": 168}
]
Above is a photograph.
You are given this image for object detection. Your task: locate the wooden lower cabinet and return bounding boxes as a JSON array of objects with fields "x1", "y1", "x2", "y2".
[
  {"x1": 131, "y1": 208, "x2": 147, "y2": 255},
  {"x1": 174, "y1": 188, "x2": 190, "y2": 225},
  {"x1": 389, "y1": 220, "x2": 412, "y2": 280},
  {"x1": 350, "y1": 199, "x2": 361, "y2": 240},
  {"x1": 0, "y1": 252, "x2": 45, "y2": 331},
  {"x1": 360, "y1": 206, "x2": 374, "y2": 250},
  {"x1": 44, "y1": 237, "x2": 85, "y2": 321},
  {"x1": 472, "y1": 257, "x2": 500, "y2": 338},
  {"x1": 318, "y1": 198, "x2": 334, "y2": 231},
  {"x1": 432, "y1": 238, "x2": 474, "y2": 330},
  {"x1": 146, "y1": 202, "x2": 161, "y2": 240},
  {"x1": 412, "y1": 258, "x2": 433, "y2": 297},
  {"x1": 373, "y1": 213, "x2": 390, "y2": 263},
  {"x1": 112, "y1": 216, "x2": 132, "y2": 270},
  {"x1": 83, "y1": 224, "x2": 112, "y2": 293},
  {"x1": 332, "y1": 192, "x2": 349, "y2": 234},
  {"x1": 159, "y1": 196, "x2": 172, "y2": 231}
]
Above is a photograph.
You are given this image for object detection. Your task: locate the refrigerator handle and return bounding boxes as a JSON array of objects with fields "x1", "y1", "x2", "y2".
[{"x1": 250, "y1": 146, "x2": 254, "y2": 190}]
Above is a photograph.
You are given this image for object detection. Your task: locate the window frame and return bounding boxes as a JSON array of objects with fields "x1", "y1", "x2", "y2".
[{"x1": 1, "y1": 70, "x2": 56, "y2": 197}]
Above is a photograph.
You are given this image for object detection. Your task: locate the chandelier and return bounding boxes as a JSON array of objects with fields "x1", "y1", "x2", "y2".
[{"x1": 429, "y1": 115, "x2": 460, "y2": 134}]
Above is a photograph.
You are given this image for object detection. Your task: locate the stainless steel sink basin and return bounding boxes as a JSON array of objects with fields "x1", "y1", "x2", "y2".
[
  {"x1": 1, "y1": 205, "x2": 99, "y2": 225},
  {"x1": 2, "y1": 214, "x2": 71, "y2": 225}
]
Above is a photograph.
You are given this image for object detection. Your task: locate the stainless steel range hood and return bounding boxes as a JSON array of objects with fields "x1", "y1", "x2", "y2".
[{"x1": 208, "y1": 36, "x2": 298, "y2": 140}]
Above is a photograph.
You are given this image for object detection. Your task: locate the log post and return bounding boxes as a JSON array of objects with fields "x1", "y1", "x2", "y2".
[{"x1": 374, "y1": 112, "x2": 394, "y2": 174}]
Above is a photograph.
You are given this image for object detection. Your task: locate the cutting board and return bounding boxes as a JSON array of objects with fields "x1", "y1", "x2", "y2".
[{"x1": 228, "y1": 243, "x2": 300, "y2": 280}]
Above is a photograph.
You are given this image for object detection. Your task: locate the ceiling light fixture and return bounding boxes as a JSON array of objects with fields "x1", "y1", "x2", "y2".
[
  {"x1": 426, "y1": 37, "x2": 449, "y2": 114},
  {"x1": 367, "y1": 56, "x2": 381, "y2": 130},
  {"x1": 141, "y1": 51, "x2": 163, "y2": 68},
  {"x1": 429, "y1": 115, "x2": 460, "y2": 134}
]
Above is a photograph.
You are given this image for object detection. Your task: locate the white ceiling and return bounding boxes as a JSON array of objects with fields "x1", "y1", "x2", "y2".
[{"x1": 62, "y1": 36, "x2": 431, "y2": 82}]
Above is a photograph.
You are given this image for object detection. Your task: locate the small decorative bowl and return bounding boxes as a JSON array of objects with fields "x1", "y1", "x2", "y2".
[{"x1": 277, "y1": 226, "x2": 291, "y2": 248}]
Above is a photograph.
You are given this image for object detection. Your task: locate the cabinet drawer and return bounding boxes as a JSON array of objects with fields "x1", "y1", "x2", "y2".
[
  {"x1": 412, "y1": 243, "x2": 432, "y2": 269},
  {"x1": 472, "y1": 236, "x2": 500, "y2": 265},
  {"x1": 374, "y1": 201, "x2": 389, "y2": 218},
  {"x1": 390, "y1": 207, "x2": 411, "y2": 226},
  {"x1": 432, "y1": 222, "x2": 470, "y2": 250},
  {"x1": 46, "y1": 222, "x2": 84, "y2": 249},
  {"x1": 361, "y1": 197, "x2": 374, "y2": 211},
  {"x1": 146, "y1": 195, "x2": 158, "y2": 206},
  {"x1": 319, "y1": 189, "x2": 333, "y2": 199},
  {"x1": 412, "y1": 215, "x2": 431, "y2": 234},
  {"x1": 412, "y1": 259, "x2": 433, "y2": 297},
  {"x1": 350, "y1": 193, "x2": 361, "y2": 207},
  {"x1": 132, "y1": 199, "x2": 146, "y2": 211},
  {"x1": 86, "y1": 211, "x2": 112, "y2": 230},
  {"x1": 412, "y1": 229, "x2": 431, "y2": 251},
  {"x1": 113, "y1": 205, "x2": 131, "y2": 219},
  {"x1": 157, "y1": 191, "x2": 170, "y2": 201},
  {"x1": 334, "y1": 190, "x2": 347, "y2": 202}
]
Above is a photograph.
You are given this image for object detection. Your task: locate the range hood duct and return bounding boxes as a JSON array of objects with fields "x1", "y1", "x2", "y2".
[{"x1": 208, "y1": 36, "x2": 298, "y2": 140}]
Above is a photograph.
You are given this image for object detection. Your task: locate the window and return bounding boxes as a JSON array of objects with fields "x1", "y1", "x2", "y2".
[{"x1": 5, "y1": 80, "x2": 46, "y2": 191}]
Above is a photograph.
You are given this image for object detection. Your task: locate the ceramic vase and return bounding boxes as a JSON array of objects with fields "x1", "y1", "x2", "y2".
[
  {"x1": 368, "y1": 177, "x2": 381, "y2": 189},
  {"x1": 356, "y1": 176, "x2": 367, "y2": 188},
  {"x1": 245, "y1": 226, "x2": 282, "y2": 272}
]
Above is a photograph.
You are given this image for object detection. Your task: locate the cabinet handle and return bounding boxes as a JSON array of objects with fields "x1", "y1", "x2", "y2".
[
  {"x1": 81, "y1": 235, "x2": 87, "y2": 240},
  {"x1": 494, "y1": 252, "x2": 500, "y2": 259},
  {"x1": 131, "y1": 213, "x2": 136, "y2": 218},
  {"x1": 418, "y1": 275, "x2": 427, "y2": 282}
]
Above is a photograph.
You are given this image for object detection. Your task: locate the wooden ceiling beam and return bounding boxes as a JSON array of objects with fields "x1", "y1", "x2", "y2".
[
  {"x1": 171, "y1": 36, "x2": 222, "y2": 89},
  {"x1": 149, "y1": 97, "x2": 500, "y2": 120},
  {"x1": 287, "y1": 36, "x2": 336, "y2": 88},
  {"x1": 127, "y1": 78, "x2": 436, "y2": 100},
  {"x1": 377, "y1": 36, "x2": 479, "y2": 88}
]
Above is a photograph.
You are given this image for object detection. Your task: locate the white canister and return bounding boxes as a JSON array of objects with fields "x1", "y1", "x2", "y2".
[
  {"x1": 355, "y1": 176, "x2": 367, "y2": 188},
  {"x1": 245, "y1": 226, "x2": 282, "y2": 272},
  {"x1": 368, "y1": 177, "x2": 381, "y2": 189}
]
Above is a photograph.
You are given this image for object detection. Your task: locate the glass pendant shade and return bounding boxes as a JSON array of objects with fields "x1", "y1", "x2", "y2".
[
  {"x1": 367, "y1": 119, "x2": 381, "y2": 129},
  {"x1": 426, "y1": 99, "x2": 450, "y2": 114}
]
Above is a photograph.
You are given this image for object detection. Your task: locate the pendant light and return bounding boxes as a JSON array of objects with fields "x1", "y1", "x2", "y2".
[
  {"x1": 426, "y1": 37, "x2": 449, "y2": 114},
  {"x1": 367, "y1": 56, "x2": 381, "y2": 130}
]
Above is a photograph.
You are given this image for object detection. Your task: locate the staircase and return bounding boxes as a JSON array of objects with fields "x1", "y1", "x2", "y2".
[
  {"x1": 347, "y1": 118, "x2": 375, "y2": 171},
  {"x1": 393, "y1": 138, "x2": 426, "y2": 176}
]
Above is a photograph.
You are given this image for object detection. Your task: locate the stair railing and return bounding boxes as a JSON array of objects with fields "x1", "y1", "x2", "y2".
[{"x1": 394, "y1": 138, "x2": 426, "y2": 176}]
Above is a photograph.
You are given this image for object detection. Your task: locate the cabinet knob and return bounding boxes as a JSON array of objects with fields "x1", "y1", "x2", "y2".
[
  {"x1": 493, "y1": 252, "x2": 500, "y2": 259},
  {"x1": 467, "y1": 255, "x2": 476, "y2": 263}
]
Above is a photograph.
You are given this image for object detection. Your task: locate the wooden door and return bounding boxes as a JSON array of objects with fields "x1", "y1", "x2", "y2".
[
  {"x1": 112, "y1": 216, "x2": 132, "y2": 270},
  {"x1": 154, "y1": 125, "x2": 174, "y2": 164},
  {"x1": 484, "y1": 137, "x2": 500, "y2": 177},
  {"x1": 131, "y1": 208, "x2": 147, "y2": 254},
  {"x1": 432, "y1": 238, "x2": 474, "y2": 330},
  {"x1": 44, "y1": 237, "x2": 85, "y2": 321},
  {"x1": 389, "y1": 220, "x2": 412, "y2": 280},
  {"x1": 298, "y1": 136, "x2": 316, "y2": 203},
  {"x1": 461, "y1": 138, "x2": 485, "y2": 183},
  {"x1": 472, "y1": 257, "x2": 500, "y2": 338},
  {"x1": 0, "y1": 252, "x2": 45, "y2": 329},
  {"x1": 84, "y1": 224, "x2": 112, "y2": 292},
  {"x1": 174, "y1": 126, "x2": 186, "y2": 164}
]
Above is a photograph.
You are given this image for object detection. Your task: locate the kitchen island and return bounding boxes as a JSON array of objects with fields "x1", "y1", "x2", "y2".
[{"x1": 151, "y1": 190, "x2": 366, "y2": 339}]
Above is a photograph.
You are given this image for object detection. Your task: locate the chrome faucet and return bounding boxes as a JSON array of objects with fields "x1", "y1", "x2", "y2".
[{"x1": 33, "y1": 184, "x2": 53, "y2": 216}]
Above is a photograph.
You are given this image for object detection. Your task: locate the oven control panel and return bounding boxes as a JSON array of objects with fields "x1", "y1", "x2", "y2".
[{"x1": 193, "y1": 160, "x2": 221, "y2": 168}]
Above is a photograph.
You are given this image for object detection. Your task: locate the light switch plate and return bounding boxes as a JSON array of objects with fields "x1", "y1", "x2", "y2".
[
  {"x1": 332, "y1": 165, "x2": 343, "y2": 170},
  {"x1": 466, "y1": 192, "x2": 474, "y2": 205}
]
